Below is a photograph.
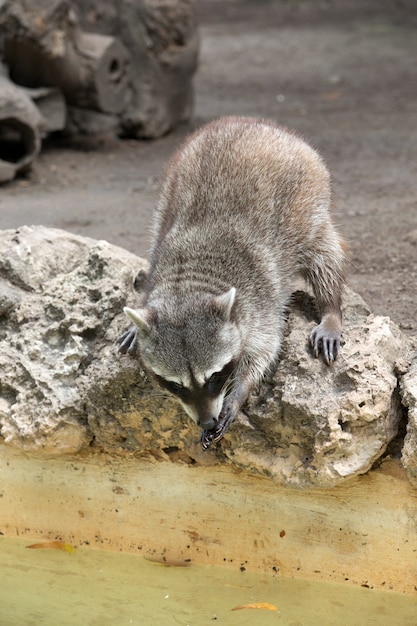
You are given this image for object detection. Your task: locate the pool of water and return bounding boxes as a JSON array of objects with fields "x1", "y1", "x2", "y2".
[{"x1": 0, "y1": 537, "x2": 416, "y2": 625}]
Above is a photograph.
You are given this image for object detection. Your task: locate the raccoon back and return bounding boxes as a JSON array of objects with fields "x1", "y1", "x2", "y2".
[
  {"x1": 155, "y1": 117, "x2": 330, "y2": 251},
  {"x1": 146, "y1": 116, "x2": 332, "y2": 310}
]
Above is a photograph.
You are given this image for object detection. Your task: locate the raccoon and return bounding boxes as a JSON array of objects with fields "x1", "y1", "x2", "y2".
[{"x1": 119, "y1": 116, "x2": 346, "y2": 450}]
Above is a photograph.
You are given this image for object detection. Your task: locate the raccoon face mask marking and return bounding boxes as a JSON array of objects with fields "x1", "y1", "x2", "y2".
[
  {"x1": 150, "y1": 356, "x2": 237, "y2": 429},
  {"x1": 123, "y1": 288, "x2": 241, "y2": 429}
]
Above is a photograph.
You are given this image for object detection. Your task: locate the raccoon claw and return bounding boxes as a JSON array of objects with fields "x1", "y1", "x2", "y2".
[
  {"x1": 201, "y1": 427, "x2": 222, "y2": 451},
  {"x1": 310, "y1": 325, "x2": 340, "y2": 365},
  {"x1": 118, "y1": 327, "x2": 139, "y2": 356},
  {"x1": 200, "y1": 410, "x2": 234, "y2": 450},
  {"x1": 201, "y1": 429, "x2": 215, "y2": 451}
]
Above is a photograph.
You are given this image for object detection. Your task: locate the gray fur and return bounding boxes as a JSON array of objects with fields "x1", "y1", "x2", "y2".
[{"x1": 119, "y1": 116, "x2": 346, "y2": 447}]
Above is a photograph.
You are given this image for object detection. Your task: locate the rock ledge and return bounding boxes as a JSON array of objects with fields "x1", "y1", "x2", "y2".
[{"x1": 0, "y1": 226, "x2": 415, "y2": 488}]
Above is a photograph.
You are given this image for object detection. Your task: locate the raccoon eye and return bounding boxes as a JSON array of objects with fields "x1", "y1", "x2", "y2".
[
  {"x1": 205, "y1": 360, "x2": 235, "y2": 393},
  {"x1": 207, "y1": 372, "x2": 221, "y2": 386},
  {"x1": 154, "y1": 375, "x2": 187, "y2": 397},
  {"x1": 166, "y1": 380, "x2": 185, "y2": 395}
]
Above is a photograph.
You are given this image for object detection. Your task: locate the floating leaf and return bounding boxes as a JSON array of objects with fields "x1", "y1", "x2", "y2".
[
  {"x1": 26, "y1": 541, "x2": 76, "y2": 554},
  {"x1": 231, "y1": 602, "x2": 278, "y2": 612}
]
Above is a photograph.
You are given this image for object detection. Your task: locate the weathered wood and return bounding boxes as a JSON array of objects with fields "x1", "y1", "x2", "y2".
[
  {"x1": 71, "y1": 32, "x2": 131, "y2": 114},
  {"x1": 0, "y1": 0, "x2": 198, "y2": 137},
  {"x1": 72, "y1": 0, "x2": 199, "y2": 137},
  {"x1": 21, "y1": 86, "x2": 67, "y2": 133},
  {"x1": 0, "y1": 75, "x2": 42, "y2": 183},
  {"x1": 1, "y1": 0, "x2": 132, "y2": 114}
]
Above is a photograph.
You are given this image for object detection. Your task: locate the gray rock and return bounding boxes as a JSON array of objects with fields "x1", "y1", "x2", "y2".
[
  {"x1": 400, "y1": 352, "x2": 417, "y2": 487},
  {"x1": 0, "y1": 226, "x2": 147, "y2": 454},
  {"x1": 224, "y1": 291, "x2": 405, "y2": 487},
  {"x1": 0, "y1": 280, "x2": 21, "y2": 316},
  {"x1": 0, "y1": 226, "x2": 410, "y2": 488}
]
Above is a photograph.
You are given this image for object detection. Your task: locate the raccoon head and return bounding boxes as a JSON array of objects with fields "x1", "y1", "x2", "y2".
[{"x1": 124, "y1": 287, "x2": 241, "y2": 430}]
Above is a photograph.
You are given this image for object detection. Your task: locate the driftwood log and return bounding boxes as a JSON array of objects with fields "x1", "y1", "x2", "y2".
[
  {"x1": 0, "y1": 74, "x2": 42, "y2": 183},
  {"x1": 21, "y1": 86, "x2": 67, "y2": 134},
  {"x1": 0, "y1": 0, "x2": 132, "y2": 114},
  {"x1": 0, "y1": 0, "x2": 198, "y2": 138},
  {"x1": 72, "y1": 0, "x2": 199, "y2": 138}
]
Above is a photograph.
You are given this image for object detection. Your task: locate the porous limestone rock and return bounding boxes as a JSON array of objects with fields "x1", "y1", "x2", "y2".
[
  {"x1": 223, "y1": 292, "x2": 405, "y2": 487},
  {"x1": 0, "y1": 226, "x2": 410, "y2": 487},
  {"x1": 400, "y1": 352, "x2": 417, "y2": 487},
  {"x1": 0, "y1": 225, "x2": 147, "y2": 454}
]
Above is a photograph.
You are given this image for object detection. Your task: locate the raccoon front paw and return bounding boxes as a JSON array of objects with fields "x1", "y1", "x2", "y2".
[
  {"x1": 201, "y1": 405, "x2": 235, "y2": 450},
  {"x1": 118, "y1": 327, "x2": 138, "y2": 356},
  {"x1": 310, "y1": 324, "x2": 340, "y2": 365},
  {"x1": 201, "y1": 428, "x2": 215, "y2": 451},
  {"x1": 201, "y1": 425, "x2": 224, "y2": 451}
]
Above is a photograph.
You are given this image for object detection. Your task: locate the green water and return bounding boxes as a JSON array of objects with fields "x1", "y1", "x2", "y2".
[{"x1": 0, "y1": 537, "x2": 416, "y2": 626}]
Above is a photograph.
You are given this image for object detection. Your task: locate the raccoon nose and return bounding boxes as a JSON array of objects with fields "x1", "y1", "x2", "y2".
[{"x1": 197, "y1": 417, "x2": 217, "y2": 431}]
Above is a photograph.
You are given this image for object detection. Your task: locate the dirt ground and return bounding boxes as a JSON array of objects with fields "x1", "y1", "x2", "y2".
[{"x1": 0, "y1": 0, "x2": 416, "y2": 336}]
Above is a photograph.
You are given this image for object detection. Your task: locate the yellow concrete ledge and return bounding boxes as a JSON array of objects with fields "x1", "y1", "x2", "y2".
[{"x1": 1, "y1": 445, "x2": 416, "y2": 594}]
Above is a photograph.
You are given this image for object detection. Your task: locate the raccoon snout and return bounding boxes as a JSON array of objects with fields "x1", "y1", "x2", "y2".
[{"x1": 197, "y1": 417, "x2": 218, "y2": 431}]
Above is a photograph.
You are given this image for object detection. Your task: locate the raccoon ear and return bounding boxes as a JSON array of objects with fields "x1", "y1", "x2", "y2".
[
  {"x1": 212, "y1": 287, "x2": 236, "y2": 321},
  {"x1": 123, "y1": 307, "x2": 154, "y2": 335}
]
